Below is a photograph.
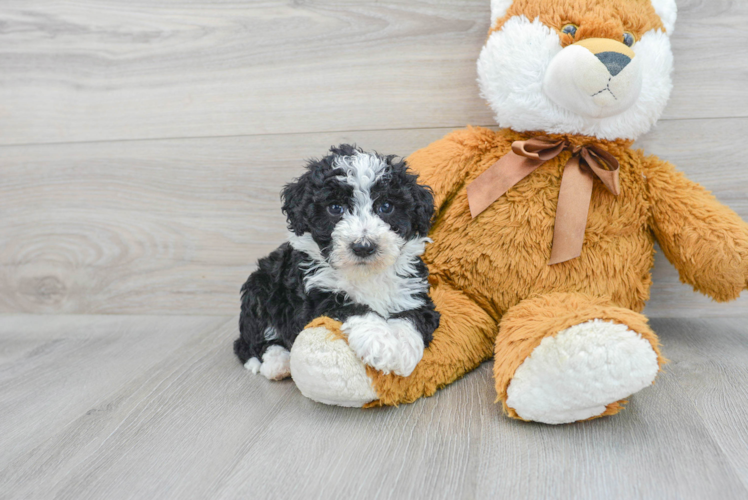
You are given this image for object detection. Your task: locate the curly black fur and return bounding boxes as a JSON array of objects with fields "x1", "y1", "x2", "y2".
[
  {"x1": 234, "y1": 145, "x2": 440, "y2": 366},
  {"x1": 280, "y1": 144, "x2": 435, "y2": 254}
]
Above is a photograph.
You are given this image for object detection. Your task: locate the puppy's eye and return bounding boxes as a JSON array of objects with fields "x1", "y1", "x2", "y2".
[
  {"x1": 377, "y1": 202, "x2": 394, "y2": 215},
  {"x1": 623, "y1": 32, "x2": 636, "y2": 47},
  {"x1": 561, "y1": 24, "x2": 578, "y2": 37},
  {"x1": 327, "y1": 204, "x2": 344, "y2": 216}
]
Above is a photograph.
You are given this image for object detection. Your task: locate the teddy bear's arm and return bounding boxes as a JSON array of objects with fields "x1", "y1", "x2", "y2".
[
  {"x1": 643, "y1": 155, "x2": 748, "y2": 302},
  {"x1": 406, "y1": 131, "x2": 479, "y2": 213}
]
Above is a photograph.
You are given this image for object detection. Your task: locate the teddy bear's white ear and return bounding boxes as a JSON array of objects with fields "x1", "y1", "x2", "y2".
[
  {"x1": 490, "y1": 0, "x2": 514, "y2": 28},
  {"x1": 651, "y1": 0, "x2": 677, "y2": 33}
]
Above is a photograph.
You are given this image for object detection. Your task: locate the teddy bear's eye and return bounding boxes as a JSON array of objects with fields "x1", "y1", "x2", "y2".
[
  {"x1": 561, "y1": 24, "x2": 578, "y2": 37},
  {"x1": 623, "y1": 32, "x2": 636, "y2": 47}
]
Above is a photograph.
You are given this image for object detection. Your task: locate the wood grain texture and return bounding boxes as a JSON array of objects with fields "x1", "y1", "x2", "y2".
[
  {"x1": 0, "y1": 0, "x2": 746, "y2": 145},
  {"x1": 0, "y1": 315, "x2": 229, "y2": 472},
  {"x1": 0, "y1": 127, "x2": 449, "y2": 315},
  {"x1": 651, "y1": 317, "x2": 748, "y2": 490},
  {"x1": 1, "y1": 119, "x2": 747, "y2": 316},
  {"x1": 1, "y1": 315, "x2": 748, "y2": 499}
]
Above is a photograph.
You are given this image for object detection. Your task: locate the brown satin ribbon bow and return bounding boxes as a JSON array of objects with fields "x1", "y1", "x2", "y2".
[{"x1": 466, "y1": 137, "x2": 621, "y2": 265}]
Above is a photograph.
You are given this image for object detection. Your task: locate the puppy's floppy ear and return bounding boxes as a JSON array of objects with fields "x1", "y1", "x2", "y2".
[
  {"x1": 392, "y1": 157, "x2": 434, "y2": 237},
  {"x1": 280, "y1": 173, "x2": 309, "y2": 235},
  {"x1": 410, "y1": 178, "x2": 435, "y2": 237}
]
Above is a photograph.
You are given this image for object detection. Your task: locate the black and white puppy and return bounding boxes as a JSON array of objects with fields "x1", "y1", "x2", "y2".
[{"x1": 234, "y1": 144, "x2": 440, "y2": 380}]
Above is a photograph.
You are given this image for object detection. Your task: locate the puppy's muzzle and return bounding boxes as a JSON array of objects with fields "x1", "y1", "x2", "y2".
[
  {"x1": 350, "y1": 240, "x2": 378, "y2": 258},
  {"x1": 543, "y1": 37, "x2": 642, "y2": 119}
]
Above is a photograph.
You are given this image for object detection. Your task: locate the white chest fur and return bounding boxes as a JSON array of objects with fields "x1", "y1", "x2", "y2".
[{"x1": 288, "y1": 233, "x2": 429, "y2": 317}]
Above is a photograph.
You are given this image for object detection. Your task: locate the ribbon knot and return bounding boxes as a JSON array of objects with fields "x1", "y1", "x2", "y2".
[{"x1": 466, "y1": 137, "x2": 621, "y2": 265}]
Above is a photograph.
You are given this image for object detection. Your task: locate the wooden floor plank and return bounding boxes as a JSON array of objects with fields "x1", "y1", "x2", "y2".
[
  {"x1": 211, "y1": 365, "x2": 492, "y2": 500},
  {"x1": 2, "y1": 315, "x2": 748, "y2": 499},
  {"x1": 469, "y1": 317, "x2": 748, "y2": 499},
  {"x1": 0, "y1": 0, "x2": 745, "y2": 145},
  {"x1": 1, "y1": 119, "x2": 746, "y2": 317},
  {"x1": 0, "y1": 315, "x2": 291, "y2": 499},
  {"x1": 652, "y1": 317, "x2": 748, "y2": 490},
  {"x1": 0, "y1": 315, "x2": 229, "y2": 472}
]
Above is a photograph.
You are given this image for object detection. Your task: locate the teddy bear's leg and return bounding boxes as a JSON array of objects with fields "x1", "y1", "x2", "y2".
[
  {"x1": 290, "y1": 281, "x2": 497, "y2": 407},
  {"x1": 494, "y1": 293, "x2": 667, "y2": 424},
  {"x1": 368, "y1": 282, "x2": 498, "y2": 405}
]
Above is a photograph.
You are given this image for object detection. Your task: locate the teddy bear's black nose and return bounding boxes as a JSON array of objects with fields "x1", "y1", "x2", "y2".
[
  {"x1": 596, "y1": 51, "x2": 631, "y2": 77},
  {"x1": 350, "y1": 241, "x2": 378, "y2": 258}
]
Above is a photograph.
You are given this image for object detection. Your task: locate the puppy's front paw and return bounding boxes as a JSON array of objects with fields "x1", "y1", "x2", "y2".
[
  {"x1": 244, "y1": 345, "x2": 291, "y2": 381},
  {"x1": 342, "y1": 313, "x2": 424, "y2": 377},
  {"x1": 386, "y1": 318, "x2": 426, "y2": 377}
]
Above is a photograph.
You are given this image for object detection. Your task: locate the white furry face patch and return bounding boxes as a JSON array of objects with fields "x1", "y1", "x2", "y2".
[
  {"x1": 477, "y1": 16, "x2": 674, "y2": 140},
  {"x1": 285, "y1": 150, "x2": 434, "y2": 317},
  {"x1": 289, "y1": 232, "x2": 430, "y2": 317},
  {"x1": 329, "y1": 153, "x2": 402, "y2": 274}
]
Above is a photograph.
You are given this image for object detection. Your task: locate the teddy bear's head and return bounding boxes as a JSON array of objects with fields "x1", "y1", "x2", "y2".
[{"x1": 477, "y1": 0, "x2": 676, "y2": 141}]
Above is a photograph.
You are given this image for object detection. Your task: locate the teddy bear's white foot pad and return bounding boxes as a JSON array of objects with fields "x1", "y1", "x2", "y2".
[
  {"x1": 506, "y1": 319, "x2": 659, "y2": 424},
  {"x1": 289, "y1": 326, "x2": 378, "y2": 407}
]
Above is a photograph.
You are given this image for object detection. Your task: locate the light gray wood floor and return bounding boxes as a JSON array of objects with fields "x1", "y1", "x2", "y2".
[{"x1": 2, "y1": 314, "x2": 748, "y2": 499}]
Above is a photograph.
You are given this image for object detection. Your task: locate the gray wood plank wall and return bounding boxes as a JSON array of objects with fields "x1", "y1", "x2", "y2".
[{"x1": 1, "y1": 0, "x2": 747, "y2": 316}]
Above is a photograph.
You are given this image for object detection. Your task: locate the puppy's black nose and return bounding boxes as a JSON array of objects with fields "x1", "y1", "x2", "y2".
[
  {"x1": 596, "y1": 51, "x2": 631, "y2": 77},
  {"x1": 350, "y1": 241, "x2": 378, "y2": 258}
]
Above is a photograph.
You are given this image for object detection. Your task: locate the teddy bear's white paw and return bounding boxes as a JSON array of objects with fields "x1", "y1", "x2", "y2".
[
  {"x1": 244, "y1": 345, "x2": 291, "y2": 381},
  {"x1": 506, "y1": 319, "x2": 659, "y2": 424},
  {"x1": 342, "y1": 313, "x2": 424, "y2": 377},
  {"x1": 289, "y1": 326, "x2": 378, "y2": 407}
]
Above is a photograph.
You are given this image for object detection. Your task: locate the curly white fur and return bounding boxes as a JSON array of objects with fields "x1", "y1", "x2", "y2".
[
  {"x1": 244, "y1": 345, "x2": 291, "y2": 381},
  {"x1": 288, "y1": 233, "x2": 430, "y2": 317},
  {"x1": 286, "y1": 150, "x2": 431, "y2": 317},
  {"x1": 342, "y1": 313, "x2": 424, "y2": 377}
]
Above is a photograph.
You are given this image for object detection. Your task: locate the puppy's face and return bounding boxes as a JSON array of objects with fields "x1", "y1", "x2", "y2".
[{"x1": 282, "y1": 145, "x2": 434, "y2": 274}]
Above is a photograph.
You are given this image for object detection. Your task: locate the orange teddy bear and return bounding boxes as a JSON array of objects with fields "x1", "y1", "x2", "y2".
[{"x1": 287, "y1": 0, "x2": 748, "y2": 423}]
